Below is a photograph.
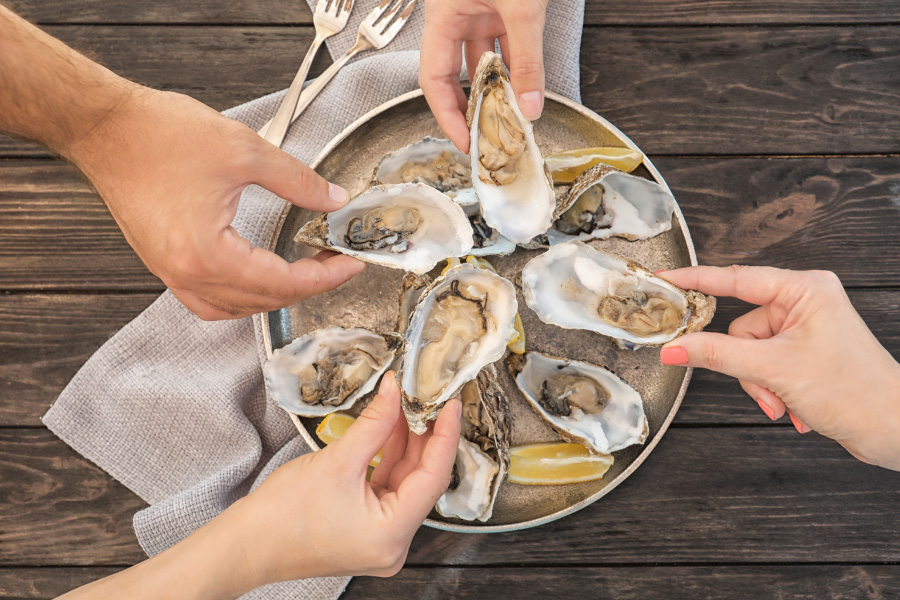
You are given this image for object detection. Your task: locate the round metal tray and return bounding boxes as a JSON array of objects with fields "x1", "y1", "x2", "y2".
[{"x1": 260, "y1": 89, "x2": 697, "y2": 533}]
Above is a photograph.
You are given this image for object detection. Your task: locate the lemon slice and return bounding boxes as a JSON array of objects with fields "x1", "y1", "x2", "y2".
[
  {"x1": 507, "y1": 313, "x2": 526, "y2": 354},
  {"x1": 316, "y1": 413, "x2": 382, "y2": 467},
  {"x1": 544, "y1": 147, "x2": 643, "y2": 184},
  {"x1": 507, "y1": 442, "x2": 614, "y2": 485}
]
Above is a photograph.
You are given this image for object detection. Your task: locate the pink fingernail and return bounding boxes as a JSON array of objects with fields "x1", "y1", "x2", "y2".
[
  {"x1": 328, "y1": 183, "x2": 349, "y2": 206},
  {"x1": 755, "y1": 398, "x2": 776, "y2": 420},
  {"x1": 654, "y1": 270, "x2": 667, "y2": 275},
  {"x1": 518, "y1": 91, "x2": 544, "y2": 120},
  {"x1": 379, "y1": 373, "x2": 396, "y2": 395},
  {"x1": 660, "y1": 346, "x2": 689, "y2": 365},
  {"x1": 788, "y1": 412, "x2": 812, "y2": 434}
]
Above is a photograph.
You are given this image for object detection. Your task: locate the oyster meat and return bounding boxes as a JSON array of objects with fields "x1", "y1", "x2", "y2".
[
  {"x1": 466, "y1": 52, "x2": 556, "y2": 244},
  {"x1": 264, "y1": 327, "x2": 403, "y2": 417},
  {"x1": 547, "y1": 165, "x2": 677, "y2": 245},
  {"x1": 437, "y1": 365, "x2": 510, "y2": 521},
  {"x1": 373, "y1": 137, "x2": 515, "y2": 256},
  {"x1": 294, "y1": 183, "x2": 473, "y2": 274},
  {"x1": 399, "y1": 263, "x2": 518, "y2": 434},
  {"x1": 507, "y1": 352, "x2": 647, "y2": 454},
  {"x1": 521, "y1": 240, "x2": 716, "y2": 347}
]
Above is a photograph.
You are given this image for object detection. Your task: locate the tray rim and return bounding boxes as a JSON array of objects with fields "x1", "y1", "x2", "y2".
[{"x1": 259, "y1": 88, "x2": 697, "y2": 534}]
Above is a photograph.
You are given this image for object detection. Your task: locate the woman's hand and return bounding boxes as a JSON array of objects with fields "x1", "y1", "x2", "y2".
[
  {"x1": 237, "y1": 373, "x2": 461, "y2": 584},
  {"x1": 59, "y1": 374, "x2": 461, "y2": 599},
  {"x1": 658, "y1": 265, "x2": 900, "y2": 471},
  {"x1": 68, "y1": 86, "x2": 365, "y2": 320},
  {"x1": 419, "y1": 0, "x2": 549, "y2": 152}
]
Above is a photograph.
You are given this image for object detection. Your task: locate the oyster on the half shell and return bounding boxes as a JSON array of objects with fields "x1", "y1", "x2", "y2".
[
  {"x1": 522, "y1": 241, "x2": 716, "y2": 348},
  {"x1": 264, "y1": 327, "x2": 403, "y2": 417},
  {"x1": 507, "y1": 352, "x2": 647, "y2": 454},
  {"x1": 399, "y1": 263, "x2": 518, "y2": 434},
  {"x1": 294, "y1": 183, "x2": 473, "y2": 274},
  {"x1": 466, "y1": 52, "x2": 556, "y2": 244},
  {"x1": 374, "y1": 137, "x2": 515, "y2": 256},
  {"x1": 546, "y1": 164, "x2": 677, "y2": 245},
  {"x1": 436, "y1": 365, "x2": 510, "y2": 521}
]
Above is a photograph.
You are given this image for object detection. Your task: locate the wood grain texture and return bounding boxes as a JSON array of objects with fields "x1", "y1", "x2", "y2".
[
  {"x1": 2, "y1": 26, "x2": 900, "y2": 157},
  {"x1": 4, "y1": 428, "x2": 900, "y2": 566},
  {"x1": 579, "y1": 27, "x2": 900, "y2": 155},
  {"x1": 0, "y1": 294, "x2": 158, "y2": 426},
  {"x1": 1, "y1": 290, "x2": 897, "y2": 427},
  {"x1": 343, "y1": 566, "x2": 900, "y2": 600},
  {"x1": 2, "y1": 157, "x2": 899, "y2": 291},
  {"x1": 0, "y1": 430, "x2": 147, "y2": 566},
  {"x1": 8, "y1": 0, "x2": 900, "y2": 26},
  {"x1": 0, "y1": 565, "x2": 896, "y2": 599},
  {"x1": 0, "y1": 161, "x2": 162, "y2": 291}
]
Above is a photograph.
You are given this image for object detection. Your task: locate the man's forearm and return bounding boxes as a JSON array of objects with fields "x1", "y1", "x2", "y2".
[{"x1": 0, "y1": 4, "x2": 135, "y2": 158}]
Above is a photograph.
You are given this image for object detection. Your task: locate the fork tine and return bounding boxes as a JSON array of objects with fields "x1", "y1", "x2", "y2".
[
  {"x1": 365, "y1": 0, "x2": 394, "y2": 24},
  {"x1": 341, "y1": 0, "x2": 354, "y2": 15},
  {"x1": 380, "y1": 0, "x2": 417, "y2": 37},
  {"x1": 375, "y1": 0, "x2": 406, "y2": 26}
]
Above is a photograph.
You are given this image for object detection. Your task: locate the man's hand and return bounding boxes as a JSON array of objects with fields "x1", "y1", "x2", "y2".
[
  {"x1": 419, "y1": 0, "x2": 549, "y2": 153},
  {"x1": 68, "y1": 87, "x2": 365, "y2": 320},
  {"x1": 0, "y1": 5, "x2": 364, "y2": 320}
]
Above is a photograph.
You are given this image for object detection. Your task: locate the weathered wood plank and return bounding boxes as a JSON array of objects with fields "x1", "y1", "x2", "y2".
[
  {"x1": 2, "y1": 156, "x2": 899, "y2": 291},
  {"x1": 1, "y1": 290, "x2": 897, "y2": 427},
  {"x1": 0, "y1": 430, "x2": 147, "y2": 566},
  {"x1": 8, "y1": 0, "x2": 900, "y2": 26},
  {"x1": 1, "y1": 565, "x2": 897, "y2": 599},
  {"x1": 2, "y1": 26, "x2": 900, "y2": 157},
  {"x1": 344, "y1": 566, "x2": 900, "y2": 600},
  {"x1": 3, "y1": 428, "x2": 900, "y2": 566},
  {"x1": 579, "y1": 27, "x2": 900, "y2": 155},
  {"x1": 0, "y1": 162, "x2": 163, "y2": 291},
  {"x1": 0, "y1": 294, "x2": 158, "y2": 426},
  {"x1": 0, "y1": 568, "x2": 123, "y2": 600}
]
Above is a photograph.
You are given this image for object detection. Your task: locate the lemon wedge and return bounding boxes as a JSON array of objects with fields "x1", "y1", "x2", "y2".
[
  {"x1": 544, "y1": 147, "x2": 643, "y2": 184},
  {"x1": 316, "y1": 413, "x2": 382, "y2": 467},
  {"x1": 507, "y1": 442, "x2": 613, "y2": 485}
]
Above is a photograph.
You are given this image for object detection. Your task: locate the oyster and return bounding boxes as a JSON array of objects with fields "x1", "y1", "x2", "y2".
[
  {"x1": 264, "y1": 327, "x2": 403, "y2": 417},
  {"x1": 399, "y1": 263, "x2": 518, "y2": 434},
  {"x1": 521, "y1": 241, "x2": 716, "y2": 348},
  {"x1": 466, "y1": 52, "x2": 556, "y2": 244},
  {"x1": 373, "y1": 137, "x2": 477, "y2": 204},
  {"x1": 546, "y1": 165, "x2": 677, "y2": 245},
  {"x1": 437, "y1": 365, "x2": 510, "y2": 521},
  {"x1": 294, "y1": 183, "x2": 473, "y2": 274},
  {"x1": 507, "y1": 352, "x2": 647, "y2": 454}
]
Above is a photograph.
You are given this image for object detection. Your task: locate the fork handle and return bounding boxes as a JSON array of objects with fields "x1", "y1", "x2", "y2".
[
  {"x1": 260, "y1": 33, "x2": 329, "y2": 146},
  {"x1": 285, "y1": 39, "x2": 371, "y2": 125}
]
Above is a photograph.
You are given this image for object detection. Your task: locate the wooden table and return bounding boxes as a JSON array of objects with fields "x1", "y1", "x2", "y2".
[{"x1": 2, "y1": 1, "x2": 900, "y2": 597}]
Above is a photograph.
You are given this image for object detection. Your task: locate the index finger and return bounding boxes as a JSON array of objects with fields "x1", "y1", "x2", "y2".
[
  {"x1": 657, "y1": 265, "x2": 796, "y2": 307},
  {"x1": 388, "y1": 399, "x2": 461, "y2": 527},
  {"x1": 419, "y1": 23, "x2": 470, "y2": 152}
]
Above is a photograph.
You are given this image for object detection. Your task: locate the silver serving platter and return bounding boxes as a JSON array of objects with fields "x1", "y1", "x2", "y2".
[{"x1": 260, "y1": 89, "x2": 697, "y2": 533}]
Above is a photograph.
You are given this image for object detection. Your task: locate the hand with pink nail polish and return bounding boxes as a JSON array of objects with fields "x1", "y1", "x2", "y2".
[
  {"x1": 657, "y1": 265, "x2": 900, "y2": 471},
  {"x1": 59, "y1": 373, "x2": 462, "y2": 598},
  {"x1": 419, "y1": 0, "x2": 549, "y2": 152}
]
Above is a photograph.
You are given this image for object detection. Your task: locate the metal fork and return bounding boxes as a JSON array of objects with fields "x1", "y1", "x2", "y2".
[
  {"x1": 257, "y1": 0, "x2": 418, "y2": 138},
  {"x1": 261, "y1": 0, "x2": 354, "y2": 147}
]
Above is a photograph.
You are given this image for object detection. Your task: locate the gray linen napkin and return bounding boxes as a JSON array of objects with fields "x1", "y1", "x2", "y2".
[{"x1": 43, "y1": 2, "x2": 584, "y2": 597}]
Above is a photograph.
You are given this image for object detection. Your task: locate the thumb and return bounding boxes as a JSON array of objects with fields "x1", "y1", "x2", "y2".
[
  {"x1": 660, "y1": 332, "x2": 778, "y2": 387},
  {"x1": 497, "y1": 2, "x2": 547, "y2": 120},
  {"x1": 245, "y1": 137, "x2": 350, "y2": 212},
  {"x1": 334, "y1": 373, "x2": 403, "y2": 474}
]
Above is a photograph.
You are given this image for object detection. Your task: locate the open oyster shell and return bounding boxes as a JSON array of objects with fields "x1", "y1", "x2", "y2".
[
  {"x1": 466, "y1": 52, "x2": 557, "y2": 244},
  {"x1": 294, "y1": 183, "x2": 474, "y2": 274},
  {"x1": 437, "y1": 364, "x2": 510, "y2": 521},
  {"x1": 507, "y1": 352, "x2": 647, "y2": 454},
  {"x1": 547, "y1": 164, "x2": 677, "y2": 245},
  {"x1": 521, "y1": 241, "x2": 716, "y2": 348},
  {"x1": 399, "y1": 263, "x2": 518, "y2": 434},
  {"x1": 264, "y1": 327, "x2": 403, "y2": 417}
]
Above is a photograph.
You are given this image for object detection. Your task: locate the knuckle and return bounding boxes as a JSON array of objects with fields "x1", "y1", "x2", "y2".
[
  {"x1": 810, "y1": 269, "x2": 843, "y2": 293},
  {"x1": 699, "y1": 339, "x2": 723, "y2": 372},
  {"x1": 510, "y1": 57, "x2": 544, "y2": 82}
]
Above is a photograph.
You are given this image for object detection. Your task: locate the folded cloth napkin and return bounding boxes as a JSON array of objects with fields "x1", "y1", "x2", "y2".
[{"x1": 43, "y1": 1, "x2": 584, "y2": 597}]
